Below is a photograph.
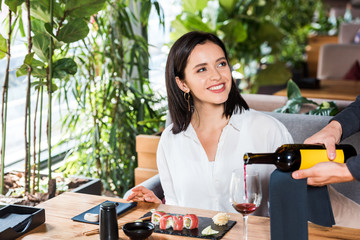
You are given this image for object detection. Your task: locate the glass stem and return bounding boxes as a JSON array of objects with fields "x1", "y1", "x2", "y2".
[{"x1": 243, "y1": 215, "x2": 248, "y2": 240}]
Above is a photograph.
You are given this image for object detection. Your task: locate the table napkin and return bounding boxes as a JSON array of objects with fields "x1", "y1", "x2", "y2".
[{"x1": 269, "y1": 170, "x2": 335, "y2": 240}]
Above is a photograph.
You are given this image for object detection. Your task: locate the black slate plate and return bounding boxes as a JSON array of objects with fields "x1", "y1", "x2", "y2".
[
  {"x1": 142, "y1": 212, "x2": 236, "y2": 239},
  {"x1": 72, "y1": 200, "x2": 137, "y2": 225}
]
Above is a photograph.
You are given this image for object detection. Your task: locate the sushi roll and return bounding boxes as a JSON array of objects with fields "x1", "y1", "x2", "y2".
[
  {"x1": 183, "y1": 214, "x2": 199, "y2": 229},
  {"x1": 173, "y1": 215, "x2": 184, "y2": 231},
  {"x1": 159, "y1": 214, "x2": 174, "y2": 230},
  {"x1": 151, "y1": 210, "x2": 166, "y2": 226}
]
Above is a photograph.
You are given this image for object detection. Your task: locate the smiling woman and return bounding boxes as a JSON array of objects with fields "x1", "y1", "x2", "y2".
[
  {"x1": 175, "y1": 42, "x2": 231, "y2": 108},
  {"x1": 165, "y1": 32, "x2": 249, "y2": 134},
  {"x1": 174, "y1": 41, "x2": 234, "y2": 162},
  {"x1": 127, "y1": 31, "x2": 293, "y2": 217}
]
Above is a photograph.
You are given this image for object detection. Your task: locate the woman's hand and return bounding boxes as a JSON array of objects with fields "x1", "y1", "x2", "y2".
[{"x1": 126, "y1": 186, "x2": 162, "y2": 203}]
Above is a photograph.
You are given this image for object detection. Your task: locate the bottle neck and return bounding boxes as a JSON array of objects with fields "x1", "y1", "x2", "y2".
[{"x1": 244, "y1": 152, "x2": 277, "y2": 165}]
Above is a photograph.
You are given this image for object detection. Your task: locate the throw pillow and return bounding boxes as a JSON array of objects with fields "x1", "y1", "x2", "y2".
[
  {"x1": 343, "y1": 60, "x2": 360, "y2": 80},
  {"x1": 355, "y1": 28, "x2": 360, "y2": 44}
]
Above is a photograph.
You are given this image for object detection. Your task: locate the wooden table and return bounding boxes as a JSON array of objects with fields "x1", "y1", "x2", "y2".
[
  {"x1": 18, "y1": 192, "x2": 360, "y2": 240},
  {"x1": 274, "y1": 79, "x2": 360, "y2": 101}
]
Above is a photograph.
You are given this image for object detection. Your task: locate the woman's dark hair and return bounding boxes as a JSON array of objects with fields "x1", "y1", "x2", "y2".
[{"x1": 165, "y1": 31, "x2": 249, "y2": 134}]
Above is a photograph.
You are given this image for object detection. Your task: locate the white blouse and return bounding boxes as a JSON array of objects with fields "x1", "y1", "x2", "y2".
[{"x1": 157, "y1": 109, "x2": 294, "y2": 216}]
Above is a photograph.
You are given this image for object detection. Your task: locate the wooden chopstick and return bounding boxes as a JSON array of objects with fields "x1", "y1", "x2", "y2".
[
  {"x1": 82, "y1": 216, "x2": 151, "y2": 236},
  {"x1": 83, "y1": 228, "x2": 99, "y2": 236}
]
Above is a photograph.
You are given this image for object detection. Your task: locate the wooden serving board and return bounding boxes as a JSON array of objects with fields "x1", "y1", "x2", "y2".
[{"x1": 143, "y1": 212, "x2": 237, "y2": 239}]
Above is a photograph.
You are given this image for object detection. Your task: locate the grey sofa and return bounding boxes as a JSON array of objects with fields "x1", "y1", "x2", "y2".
[
  {"x1": 242, "y1": 93, "x2": 352, "y2": 113},
  {"x1": 124, "y1": 112, "x2": 360, "y2": 205}
]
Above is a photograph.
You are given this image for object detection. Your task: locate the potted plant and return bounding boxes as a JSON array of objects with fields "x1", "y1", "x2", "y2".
[
  {"x1": 275, "y1": 79, "x2": 338, "y2": 116},
  {"x1": 0, "y1": 0, "x2": 106, "y2": 202}
]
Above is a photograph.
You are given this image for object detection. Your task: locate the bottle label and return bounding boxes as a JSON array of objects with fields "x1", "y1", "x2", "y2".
[{"x1": 299, "y1": 149, "x2": 345, "y2": 170}]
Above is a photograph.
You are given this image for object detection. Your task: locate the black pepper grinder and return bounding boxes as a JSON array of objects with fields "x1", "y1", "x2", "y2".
[{"x1": 100, "y1": 202, "x2": 119, "y2": 240}]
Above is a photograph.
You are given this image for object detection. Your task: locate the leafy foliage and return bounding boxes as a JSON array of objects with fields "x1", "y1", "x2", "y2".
[
  {"x1": 270, "y1": 0, "x2": 319, "y2": 69},
  {"x1": 0, "y1": 34, "x2": 7, "y2": 59},
  {"x1": 170, "y1": 0, "x2": 320, "y2": 92},
  {"x1": 275, "y1": 80, "x2": 338, "y2": 116},
  {"x1": 1, "y1": 0, "x2": 106, "y2": 195},
  {"x1": 58, "y1": 0, "x2": 166, "y2": 196},
  {"x1": 2, "y1": 0, "x2": 164, "y2": 197},
  {"x1": 16, "y1": 1, "x2": 106, "y2": 81}
]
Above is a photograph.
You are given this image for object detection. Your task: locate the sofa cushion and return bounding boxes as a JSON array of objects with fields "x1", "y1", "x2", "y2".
[
  {"x1": 339, "y1": 22, "x2": 360, "y2": 44},
  {"x1": 264, "y1": 112, "x2": 331, "y2": 143},
  {"x1": 242, "y1": 94, "x2": 352, "y2": 113},
  {"x1": 343, "y1": 60, "x2": 360, "y2": 80},
  {"x1": 317, "y1": 43, "x2": 360, "y2": 80}
]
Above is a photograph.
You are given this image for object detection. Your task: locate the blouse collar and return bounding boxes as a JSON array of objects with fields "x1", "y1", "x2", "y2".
[{"x1": 181, "y1": 109, "x2": 250, "y2": 141}]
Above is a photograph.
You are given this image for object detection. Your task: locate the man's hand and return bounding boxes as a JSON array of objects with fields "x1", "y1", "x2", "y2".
[
  {"x1": 304, "y1": 120, "x2": 343, "y2": 160},
  {"x1": 292, "y1": 161, "x2": 354, "y2": 186}
]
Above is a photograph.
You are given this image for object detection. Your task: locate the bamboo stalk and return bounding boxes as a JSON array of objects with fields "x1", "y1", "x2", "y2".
[
  {"x1": 0, "y1": 9, "x2": 12, "y2": 195},
  {"x1": 24, "y1": 0, "x2": 32, "y2": 194},
  {"x1": 37, "y1": 85, "x2": 44, "y2": 190},
  {"x1": 32, "y1": 88, "x2": 40, "y2": 194},
  {"x1": 47, "y1": 0, "x2": 54, "y2": 197}
]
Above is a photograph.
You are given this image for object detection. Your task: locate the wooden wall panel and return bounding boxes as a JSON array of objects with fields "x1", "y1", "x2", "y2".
[
  {"x1": 306, "y1": 35, "x2": 338, "y2": 78},
  {"x1": 134, "y1": 168, "x2": 158, "y2": 186},
  {"x1": 135, "y1": 135, "x2": 161, "y2": 184}
]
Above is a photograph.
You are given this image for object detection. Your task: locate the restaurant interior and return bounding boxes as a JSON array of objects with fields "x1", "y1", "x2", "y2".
[{"x1": 0, "y1": 0, "x2": 360, "y2": 239}]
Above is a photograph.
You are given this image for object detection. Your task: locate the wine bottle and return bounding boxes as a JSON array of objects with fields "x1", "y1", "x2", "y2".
[{"x1": 244, "y1": 144, "x2": 357, "y2": 172}]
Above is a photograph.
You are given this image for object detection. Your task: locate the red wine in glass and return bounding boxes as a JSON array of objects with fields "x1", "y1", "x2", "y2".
[
  {"x1": 230, "y1": 169, "x2": 262, "y2": 240},
  {"x1": 233, "y1": 203, "x2": 258, "y2": 215}
]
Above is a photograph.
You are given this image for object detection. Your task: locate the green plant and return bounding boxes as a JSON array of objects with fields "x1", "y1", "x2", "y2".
[
  {"x1": 170, "y1": 0, "x2": 286, "y2": 92},
  {"x1": 270, "y1": 0, "x2": 318, "y2": 70},
  {"x1": 58, "y1": 0, "x2": 166, "y2": 197},
  {"x1": 275, "y1": 79, "x2": 338, "y2": 115},
  {"x1": 309, "y1": 0, "x2": 350, "y2": 36},
  {"x1": 170, "y1": 0, "x2": 320, "y2": 92},
  {"x1": 0, "y1": 4, "x2": 12, "y2": 195},
  {"x1": 0, "y1": 0, "x2": 106, "y2": 196}
]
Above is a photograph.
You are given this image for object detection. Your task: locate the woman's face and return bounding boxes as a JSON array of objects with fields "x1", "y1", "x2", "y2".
[{"x1": 177, "y1": 41, "x2": 232, "y2": 109}]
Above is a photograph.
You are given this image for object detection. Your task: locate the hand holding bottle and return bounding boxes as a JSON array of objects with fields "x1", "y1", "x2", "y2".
[
  {"x1": 303, "y1": 120, "x2": 343, "y2": 160},
  {"x1": 292, "y1": 161, "x2": 354, "y2": 186},
  {"x1": 292, "y1": 120, "x2": 354, "y2": 185}
]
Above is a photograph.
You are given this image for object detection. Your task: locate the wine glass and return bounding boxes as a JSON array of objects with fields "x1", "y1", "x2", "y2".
[{"x1": 230, "y1": 169, "x2": 262, "y2": 240}]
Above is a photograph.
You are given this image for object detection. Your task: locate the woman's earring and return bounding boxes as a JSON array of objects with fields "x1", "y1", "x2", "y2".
[{"x1": 184, "y1": 91, "x2": 191, "y2": 112}]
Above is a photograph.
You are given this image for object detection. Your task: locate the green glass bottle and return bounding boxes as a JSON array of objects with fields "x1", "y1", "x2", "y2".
[{"x1": 244, "y1": 144, "x2": 357, "y2": 172}]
